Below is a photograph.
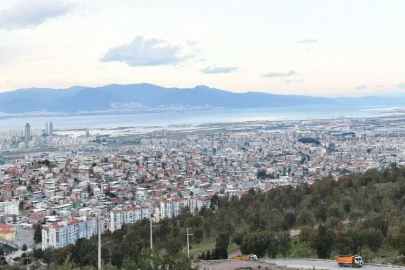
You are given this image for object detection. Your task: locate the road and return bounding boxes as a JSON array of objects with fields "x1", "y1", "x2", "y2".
[{"x1": 266, "y1": 259, "x2": 404, "y2": 270}]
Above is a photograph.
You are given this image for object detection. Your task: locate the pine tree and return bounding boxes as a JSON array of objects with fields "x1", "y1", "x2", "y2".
[{"x1": 206, "y1": 250, "x2": 211, "y2": 260}]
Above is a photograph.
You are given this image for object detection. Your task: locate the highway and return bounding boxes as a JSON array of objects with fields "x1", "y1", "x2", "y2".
[{"x1": 266, "y1": 259, "x2": 404, "y2": 270}]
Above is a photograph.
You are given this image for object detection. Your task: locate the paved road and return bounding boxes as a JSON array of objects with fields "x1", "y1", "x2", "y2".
[{"x1": 267, "y1": 259, "x2": 403, "y2": 270}]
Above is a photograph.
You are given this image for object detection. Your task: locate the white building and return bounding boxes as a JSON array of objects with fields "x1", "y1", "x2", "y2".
[
  {"x1": 4, "y1": 204, "x2": 19, "y2": 216},
  {"x1": 42, "y1": 217, "x2": 104, "y2": 250}
]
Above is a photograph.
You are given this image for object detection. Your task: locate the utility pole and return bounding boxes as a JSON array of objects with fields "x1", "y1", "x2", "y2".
[
  {"x1": 186, "y1": 228, "x2": 193, "y2": 258},
  {"x1": 98, "y1": 216, "x2": 102, "y2": 270},
  {"x1": 150, "y1": 218, "x2": 155, "y2": 268},
  {"x1": 150, "y1": 218, "x2": 153, "y2": 251}
]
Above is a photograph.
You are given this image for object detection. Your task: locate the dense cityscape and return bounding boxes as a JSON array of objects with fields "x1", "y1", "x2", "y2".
[{"x1": 1, "y1": 115, "x2": 405, "y2": 265}]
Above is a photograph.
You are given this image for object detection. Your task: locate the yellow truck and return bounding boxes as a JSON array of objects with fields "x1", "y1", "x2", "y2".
[
  {"x1": 233, "y1": 254, "x2": 258, "y2": 261},
  {"x1": 335, "y1": 255, "x2": 363, "y2": 268}
]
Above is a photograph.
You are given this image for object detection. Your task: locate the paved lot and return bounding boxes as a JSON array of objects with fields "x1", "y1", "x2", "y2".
[
  {"x1": 6, "y1": 226, "x2": 36, "y2": 263},
  {"x1": 14, "y1": 225, "x2": 35, "y2": 249},
  {"x1": 197, "y1": 260, "x2": 286, "y2": 270}
]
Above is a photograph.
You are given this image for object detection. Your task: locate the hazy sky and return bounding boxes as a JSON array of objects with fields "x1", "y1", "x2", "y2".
[{"x1": 0, "y1": 0, "x2": 404, "y2": 96}]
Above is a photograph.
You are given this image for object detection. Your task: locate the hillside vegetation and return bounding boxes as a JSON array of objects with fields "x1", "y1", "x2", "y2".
[{"x1": 8, "y1": 164, "x2": 405, "y2": 269}]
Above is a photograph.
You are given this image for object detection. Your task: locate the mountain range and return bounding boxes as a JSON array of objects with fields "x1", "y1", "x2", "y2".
[{"x1": 0, "y1": 84, "x2": 403, "y2": 113}]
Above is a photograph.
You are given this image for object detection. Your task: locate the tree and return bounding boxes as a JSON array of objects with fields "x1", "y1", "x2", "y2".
[
  {"x1": 283, "y1": 211, "x2": 296, "y2": 230},
  {"x1": 343, "y1": 200, "x2": 351, "y2": 213},
  {"x1": 111, "y1": 248, "x2": 125, "y2": 267},
  {"x1": 42, "y1": 248, "x2": 54, "y2": 265},
  {"x1": 101, "y1": 245, "x2": 110, "y2": 265},
  {"x1": 70, "y1": 238, "x2": 97, "y2": 267},
  {"x1": 362, "y1": 229, "x2": 384, "y2": 254},
  {"x1": 213, "y1": 232, "x2": 229, "y2": 259},
  {"x1": 206, "y1": 250, "x2": 211, "y2": 260},
  {"x1": 310, "y1": 225, "x2": 336, "y2": 259},
  {"x1": 233, "y1": 232, "x2": 244, "y2": 246},
  {"x1": 299, "y1": 226, "x2": 312, "y2": 243},
  {"x1": 278, "y1": 232, "x2": 291, "y2": 258},
  {"x1": 297, "y1": 137, "x2": 321, "y2": 145},
  {"x1": 347, "y1": 229, "x2": 362, "y2": 255},
  {"x1": 32, "y1": 248, "x2": 43, "y2": 261},
  {"x1": 395, "y1": 223, "x2": 405, "y2": 255},
  {"x1": 121, "y1": 256, "x2": 137, "y2": 270},
  {"x1": 240, "y1": 232, "x2": 268, "y2": 258},
  {"x1": 34, "y1": 223, "x2": 42, "y2": 244},
  {"x1": 315, "y1": 203, "x2": 328, "y2": 222},
  {"x1": 210, "y1": 195, "x2": 220, "y2": 210},
  {"x1": 335, "y1": 231, "x2": 354, "y2": 255},
  {"x1": 267, "y1": 232, "x2": 279, "y2": 258},
  {"x1": 372, "y1": 214, "x2": 389, "y2": 237},
  {"x1": 194, "y1": 228, "x2": 204, "y2": 244},
  {"x1": 50, "y1": 245, "x2": 74, "y2": 265},
  {"x1": 328, "y1": 204, "x2": 343, "y2": 219},
  {"x1": 165, "y1": 237, "x2": 182, "y2": 256},
  {"x1": 22, "y1": 244, "x2": 27, "y2": 251}
]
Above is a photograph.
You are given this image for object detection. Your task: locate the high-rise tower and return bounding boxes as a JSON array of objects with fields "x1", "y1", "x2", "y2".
[
  {"x1": 49, "y1": 122, "x2": 53, "y2": 136},
  {"x1": 24, "y1": 123, "x2": 31, "y2": 142}
]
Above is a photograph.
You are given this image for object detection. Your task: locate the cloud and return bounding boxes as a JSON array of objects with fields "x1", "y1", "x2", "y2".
[
  {"x1": 355, "y1": 85, "x2": 367, "y2": 90},
  {"x1": 285, "y1": 79, "x2": 304, "y2": 83},
  {"x1": 201, "y1": 67, "x2": 239, "y2": 74},
  {"x1": 297, "y1": 39, "x2": 318, "y2": 44},
  {"x1": 395, "y1": 83, "x2": 405, "y2": 89},
  {"x1": 262, "y1": 70, "x2": 297, "y2": 78},
  {"x1": 186, "y1": 40, "x2": 199, "y2": 46},
  {"x1": 101, "y1": 36, "x2": 188, "y2": 67},
  {"x1": 0, "y1": 0, "x2": 74, "y2": 30},
  {"x1": 0, "y1": 46, "x2": 16, "y2": 64}
]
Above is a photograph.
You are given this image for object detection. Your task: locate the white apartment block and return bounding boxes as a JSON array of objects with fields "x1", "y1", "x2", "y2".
[
  {"x1": 109, "y1": 206, "x2": 151, "y2": 232},
  {"x1": 42, "y1": 217, "x2": 105, "y2": 250},
  {"x1": 110, "y1": 210, "x2": 123, "y2": 232}
]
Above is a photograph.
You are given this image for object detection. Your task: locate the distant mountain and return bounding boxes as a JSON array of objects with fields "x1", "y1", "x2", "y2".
[{"x1": 0, "y1": 84, "x2": 403, "y2": 113}]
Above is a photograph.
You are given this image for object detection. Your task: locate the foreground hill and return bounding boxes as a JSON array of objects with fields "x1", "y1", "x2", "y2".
[
  {"x1": 14, "y1": 164, "x2": 405, "y2": 270},
  {"x1": 0, "y1": 83, "x2": 402, "y2": 113}
]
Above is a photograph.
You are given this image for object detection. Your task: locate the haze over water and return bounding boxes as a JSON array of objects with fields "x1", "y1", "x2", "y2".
[{"x1": 0, "y1": 105, "x2": 399, "y2": 131}]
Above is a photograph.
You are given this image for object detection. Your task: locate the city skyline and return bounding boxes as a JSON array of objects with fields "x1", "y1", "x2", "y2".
[{"x1": 0, "y1": 0, "x2": 404, "y2": 97}]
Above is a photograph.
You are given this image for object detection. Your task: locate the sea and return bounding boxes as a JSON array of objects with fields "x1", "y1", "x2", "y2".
[{"x1": 0, "y1": 105, "x2": 403, "y2": 132}]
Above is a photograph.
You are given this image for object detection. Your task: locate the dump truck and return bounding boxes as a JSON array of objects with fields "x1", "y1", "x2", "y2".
[
  {"x1": 335, "y1": 255, "x2": 363, "y2": 267},
  {"x1": 233, "y1": 254, "x2": 258, "y2": 260}
]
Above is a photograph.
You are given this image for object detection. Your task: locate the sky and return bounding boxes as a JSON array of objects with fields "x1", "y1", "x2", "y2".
[{"x1": 0, "y1": 0, "x2": 404, "y2": 97}]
